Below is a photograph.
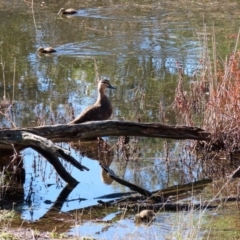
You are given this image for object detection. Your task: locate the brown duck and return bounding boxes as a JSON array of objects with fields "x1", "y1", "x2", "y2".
[
  {"x1": 58, "y1": 8, "x2": 77, "y2": 15},
  {"x1": 68, "y1": 79, "x2": 116, "y2": 124},
  {"x1": 38, "y1": 47, "x2": 56, "y2": 54},
  {"x1": 134, "y1": 210, "x2": 155, "y2": 223}
]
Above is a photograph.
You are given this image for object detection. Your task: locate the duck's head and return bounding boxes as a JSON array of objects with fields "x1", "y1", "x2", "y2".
[
  {"x1": 134, "y1": 213, "x2": 141, "y2": 223},
  {"x1": 58, "y1": 8, "x2": 65, "y2": 14},
  {"x1": 98, "y1": 79, "x2": 116, "y2": 90},
  {"x1": 37, "y1": 47, "x2": 44, "y2": 53}
]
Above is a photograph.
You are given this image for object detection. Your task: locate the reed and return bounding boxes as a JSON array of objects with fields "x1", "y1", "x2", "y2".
[{"x1": 173, "y1": 26, "x2": 240, "y2": 154}]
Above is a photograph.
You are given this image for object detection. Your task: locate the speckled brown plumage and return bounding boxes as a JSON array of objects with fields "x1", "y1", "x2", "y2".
[
  {"x1": 68, "y1": 79, "x2": 116, "y2": 124},
  {"x1": 58, "y1": 8, "x2": 77, "y2": 15}
]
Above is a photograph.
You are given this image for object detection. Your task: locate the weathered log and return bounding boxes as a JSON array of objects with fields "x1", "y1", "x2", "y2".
[
  {"x1": 31, "y1": 145, "x2": 78, "y2": 185},
  {"x1": 0, "y1": 121, "x2": 210, "y2": 185},
  {"x1": 0, "y1": 121, "x2": 210, "y2": 147},
  {"x1": 94, "y1": 179, "x2": 212, "y2": 202},
  {"x1": 117, "y1": 202, "x2": 217, "y2": 211},
  {"x1": 0, "y1": 131, "x2": 89, "y2": 185},
  {"x1": 94, "y1": 173, "x2": 215, "y2": 212},
  {"x1": 151, "y1": 178, "x2": 212, "y2": 198},
  {"x1": 100, "y1": 164, "x2": 212, "y2": 200},
  {"x1": 21, "y1": 132, "x2": 89, "y2": 175}
]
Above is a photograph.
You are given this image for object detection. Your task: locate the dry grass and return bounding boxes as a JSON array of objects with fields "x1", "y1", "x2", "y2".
[
  {"x1": 204, "y1": 50, "x2": 240, "y2": 152},
  {"x1": 171, "y1": 27, "x2": 240, "y2": 183},
  {"x1": 174, "y1": 27, "x2": 240, "y2": 155}
]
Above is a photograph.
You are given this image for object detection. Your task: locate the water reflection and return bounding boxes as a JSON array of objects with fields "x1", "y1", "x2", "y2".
[
  {"x1": 69, "y1": 211, "x2": 204, "y2": 240},
  {"x1": 71, "y1": 139, "x2": 114, "y2": 185},
  {"x1": 22, "y1": 146, "x2": 118, "y2": 221},
  {"x1": 21, "y1": 138, "x2": 202, "y2": 221}
]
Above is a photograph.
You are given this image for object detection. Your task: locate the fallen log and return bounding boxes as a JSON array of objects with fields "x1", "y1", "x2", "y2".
[
  {"x1": 100, "y1": 164, "x2": 212, "y2": 199},
  {"x1": 0, "y1": 120, "x2": 210, "y2": 146},
  {"x1": 117, "y1": 202, "x2": 217, "y2": 211},
  {"x1": 0, "y1": 131, "x2": 89, "y2": 185},
  {"x1": 0, "y1": 121, "x2": 210, "y2": 185},
  {"x1": 96, "y1": 167, "x2": 215, "y2": 211}
]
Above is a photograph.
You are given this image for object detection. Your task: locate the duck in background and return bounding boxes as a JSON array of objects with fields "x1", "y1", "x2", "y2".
[
  {"x1": 37, "y1": 47, "x2": 56, "y2": 54},
  {"x1": 58, "y1": 8, "x2": 77, "y2": 15}
]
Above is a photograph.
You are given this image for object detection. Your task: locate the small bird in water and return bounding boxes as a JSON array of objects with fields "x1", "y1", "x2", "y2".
[
  {"x1": 37, "y1": 47, "x2": 56, "y2": 54},
  {"x1": 134, "y1": 210, "x2": 155, "y2": 224},
  {"x1": 68, "y1": 79, "x2": 116, "y2": 124},
  {"x1": 58, "y1": 8, "x2": 77, "y2": 15}
]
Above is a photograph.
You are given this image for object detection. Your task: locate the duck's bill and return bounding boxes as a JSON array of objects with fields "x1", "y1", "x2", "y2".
[{"x1": 108, "y1": 85, "x2": 116, "y2": 89}]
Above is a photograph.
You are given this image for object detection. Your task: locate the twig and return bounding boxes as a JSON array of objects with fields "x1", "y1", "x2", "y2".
[
  {"x1": 12, "y1": 58, "x2": 16, "y2": 102},
  {"x1": 1, "y1": 57, "x2": 6, "y2": 101}
]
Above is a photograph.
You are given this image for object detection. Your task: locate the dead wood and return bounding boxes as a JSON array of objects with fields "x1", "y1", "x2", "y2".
[
  {"x1": 0, "y1": 121, "x2": 210, "y2": 185},
  {"x1": 0, "y1": 131, "x2": 89, "y2": 185},
  {"x1": 117, "y1": 202, "x2": 217, "y2": 211},
  {"x1": 100, "y1": 164, "x2": 212, "y2": 199},
  {"x1": 100, "y1": 163, "x2": 152, "y2": 197},
  {"x1": 99, "y1": 164, "x2": 215, "y2": 211},
  {"x1": 151, "y1": 178, "x2": 212, "y2": 199},
  {"x1": 115, "y1": 195, "x2": 239, "y2": 212},
  {"x1": 31, "y1": 146, "x2": 78, "y2": 185},
  {"x1": 0, "y1": 121, "x2": 210, "y2": 146}
]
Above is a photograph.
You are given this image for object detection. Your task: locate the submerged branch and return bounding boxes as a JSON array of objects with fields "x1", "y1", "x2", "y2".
[
  {"x1": 100, "y1": 164, "x2": 212, "y2": 200},
  {"x1": 100, "y1": 164, "x2": 152, "y2": 197},
  {"x1": 95, "y1": 171, "x2": 215, "y2": 211}
]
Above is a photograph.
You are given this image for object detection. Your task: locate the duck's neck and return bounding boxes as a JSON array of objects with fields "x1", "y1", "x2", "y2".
[{"x1": 97, "y1": 87, "x2": 106, "y2": 103}]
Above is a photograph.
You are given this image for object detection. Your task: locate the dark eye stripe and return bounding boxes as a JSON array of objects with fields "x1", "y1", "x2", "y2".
[{"x1": 101, "y1": 79, "x2": 110, "y2": 86}]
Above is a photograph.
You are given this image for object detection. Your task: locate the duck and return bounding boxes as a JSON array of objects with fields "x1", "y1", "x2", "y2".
[
  {"x1": 134, "y1": 210, "x2": 155, "y2": 223},
  {"x1": 37, "y1": 47, "x2": 56, "y2": 54},
  {"x1": 68, "y1": 79, "x2": 116, "y2": 124},
  {"x1": 58, "y1": 8, "x2": 77, "y2": 15}
]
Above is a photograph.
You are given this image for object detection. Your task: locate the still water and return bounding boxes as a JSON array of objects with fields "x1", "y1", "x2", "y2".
[{"x1": 1, "y1": 0, "x2": 240, "y2": 238}]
